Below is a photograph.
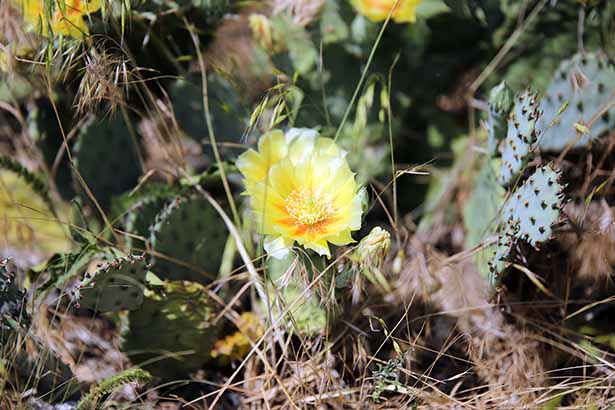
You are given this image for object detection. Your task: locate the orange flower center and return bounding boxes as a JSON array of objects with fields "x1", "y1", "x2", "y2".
[{"x1": 284, "y1": 189, "x2": 334, "y2": 226}]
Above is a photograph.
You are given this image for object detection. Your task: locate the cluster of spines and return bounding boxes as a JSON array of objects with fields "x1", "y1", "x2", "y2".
[{"x1": 498, "y1": 89, "x2": 543, "y2": 186}]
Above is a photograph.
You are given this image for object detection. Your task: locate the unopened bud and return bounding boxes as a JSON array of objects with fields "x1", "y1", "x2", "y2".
[{"x1": 356, "y1": 227, "x2": 391, "y2": 267}]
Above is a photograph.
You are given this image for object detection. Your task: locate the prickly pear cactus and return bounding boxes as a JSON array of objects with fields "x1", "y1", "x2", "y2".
[
  {"x1": 503, "y1": 165, "x2": 565, "y2": 246},
  {"x1": 122, "y1": 280, "x2": 220, "y2": 381},
  {"x1": 169, "y1": 74, "x2": 246, "y2": 161},
  {"x1": 489, "y1": 164, "x2": 565, "y2": 279},
  {"x1": 149, "y1": 196, "x2": 228, "y2": 283},
  {"x1": 76, "y1": 254, "x2": 150, "y2": 312},
  {"x1": 124, "y1": 193, "x2": 174, "y2": 249},
  {"x1": 498, "y1": 89, "x2": 541, "y2": 186},
  {"x1": 73, "y1": 114, "x2": 141, "y2": 209},
  {"x1": 27, "y1": 99, "x2": 75, "y2": 199},
  {"x1": 487, "y1": 81, "x2": 514, "y2": 155},
  {"x1": 537, "y1": 51, "x2": 615, "y2": 151}
]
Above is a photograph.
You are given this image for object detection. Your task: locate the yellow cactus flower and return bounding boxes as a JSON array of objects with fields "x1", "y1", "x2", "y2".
[
  {"x1": 350, "y1": 0, "x2": 421, "y2": 23},
  {"x1": 15, "y1": 0, "x2": 101, "y2": 39},
  {"x1": 237, "y1": 128, "x2": 363, "y2": 258}
]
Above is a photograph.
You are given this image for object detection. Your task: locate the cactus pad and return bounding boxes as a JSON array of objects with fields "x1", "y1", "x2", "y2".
[
  {"x1": 489, "y1": 165, "x2": 565, "y2": 278},
  {"x1": 537, "y1": 51, "x2": 615, "y2": 151},
  {"x1": 122, "y1": 280, "x2": 220, "y2": 381},
  {"x1": 73, "y1": 114, "x2": 141, "y2": 209},
  {"x1": 124, "y1": 193, "x2": 173, "y2": 249},
  {"x1": 503, "y1": 165, "x2": 565, "y2": 246},
  {"x1": 77, "y1": 254, "x2": 150, "y2": 312},
  {"x1": 487, "y1": 81, "x2": 514, "y2": 155},
  {"x1": 149, "y1": 196, "x2": 228, "y2": 283},
  {"x1": 498, "y1": 89, "x2": 541, "y2": 186},
  {"x1": 169, "y1": 74, "x2": 246, "y2": 161}
]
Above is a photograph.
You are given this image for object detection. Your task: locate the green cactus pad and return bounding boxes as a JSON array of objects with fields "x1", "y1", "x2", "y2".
[
  {"x1": 169, "y1": 74, "x2": 246, "y2": 161},
  {"x1": 122, "y1": 280, "x2": 220, "y2": 381},
  {"x1": 487, "y1": 81, "x2": 514, "y2": 156},
  {"x1": 77, "y1": 255, "x2": 150, "y2": 312},
  {"x1": 498, "y1": 89, "x2": 541, "y2": 186},
  {"x1": 27, "y1": 99, "x2": 75, "y2": 199},
  {"x1": 503, "y1": 165, "x2": 565, "y2": 247},
  {"x1": 73, "y1": 114, "x2": 141, "y2": 209},
  {"x1": 537, "y1": 51, "x2": 615, "y2": 151},
  {"x1": 124, "y1": 194, "x2": 173, "y2": 249},
  {"x1": 149, "y1": 196, "x2": 228, "y2": 283},
  {"x1": 489, "y1": 165, "x2": 565, "y2": 278}
]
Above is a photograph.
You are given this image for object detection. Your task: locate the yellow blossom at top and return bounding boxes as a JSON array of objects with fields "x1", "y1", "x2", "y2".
[
  {"x1": 15, "y1": 0, "x2": 101, "y2": 39},
  {"x1": 350, "y1": 0, "x2": 421, "y2": 23},
  {"x1": 237, "y1": 128, "x2": 363, "y2": 258}
]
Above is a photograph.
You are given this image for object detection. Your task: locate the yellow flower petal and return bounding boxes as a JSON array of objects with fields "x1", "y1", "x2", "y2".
[
  {"x1": 351, "y1": 0, "x2": 421, "y2": 23},
  {"x1": 326, "y1": 230, "x2": 355, "y2": 246},
  {"x1": 14, "y1": 0, "x2": 100, "y2": 39},
  {"x1": 237, "y1": 130, "x2": 288, "y2": 192},
  {"x1": 392, "y1": 0, "x2": 420, "y2": 23}
]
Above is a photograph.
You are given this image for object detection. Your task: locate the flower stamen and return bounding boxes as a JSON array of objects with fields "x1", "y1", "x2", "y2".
[{"x1": 285, "y1": 188, "x2": 334, "y2": 226}]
